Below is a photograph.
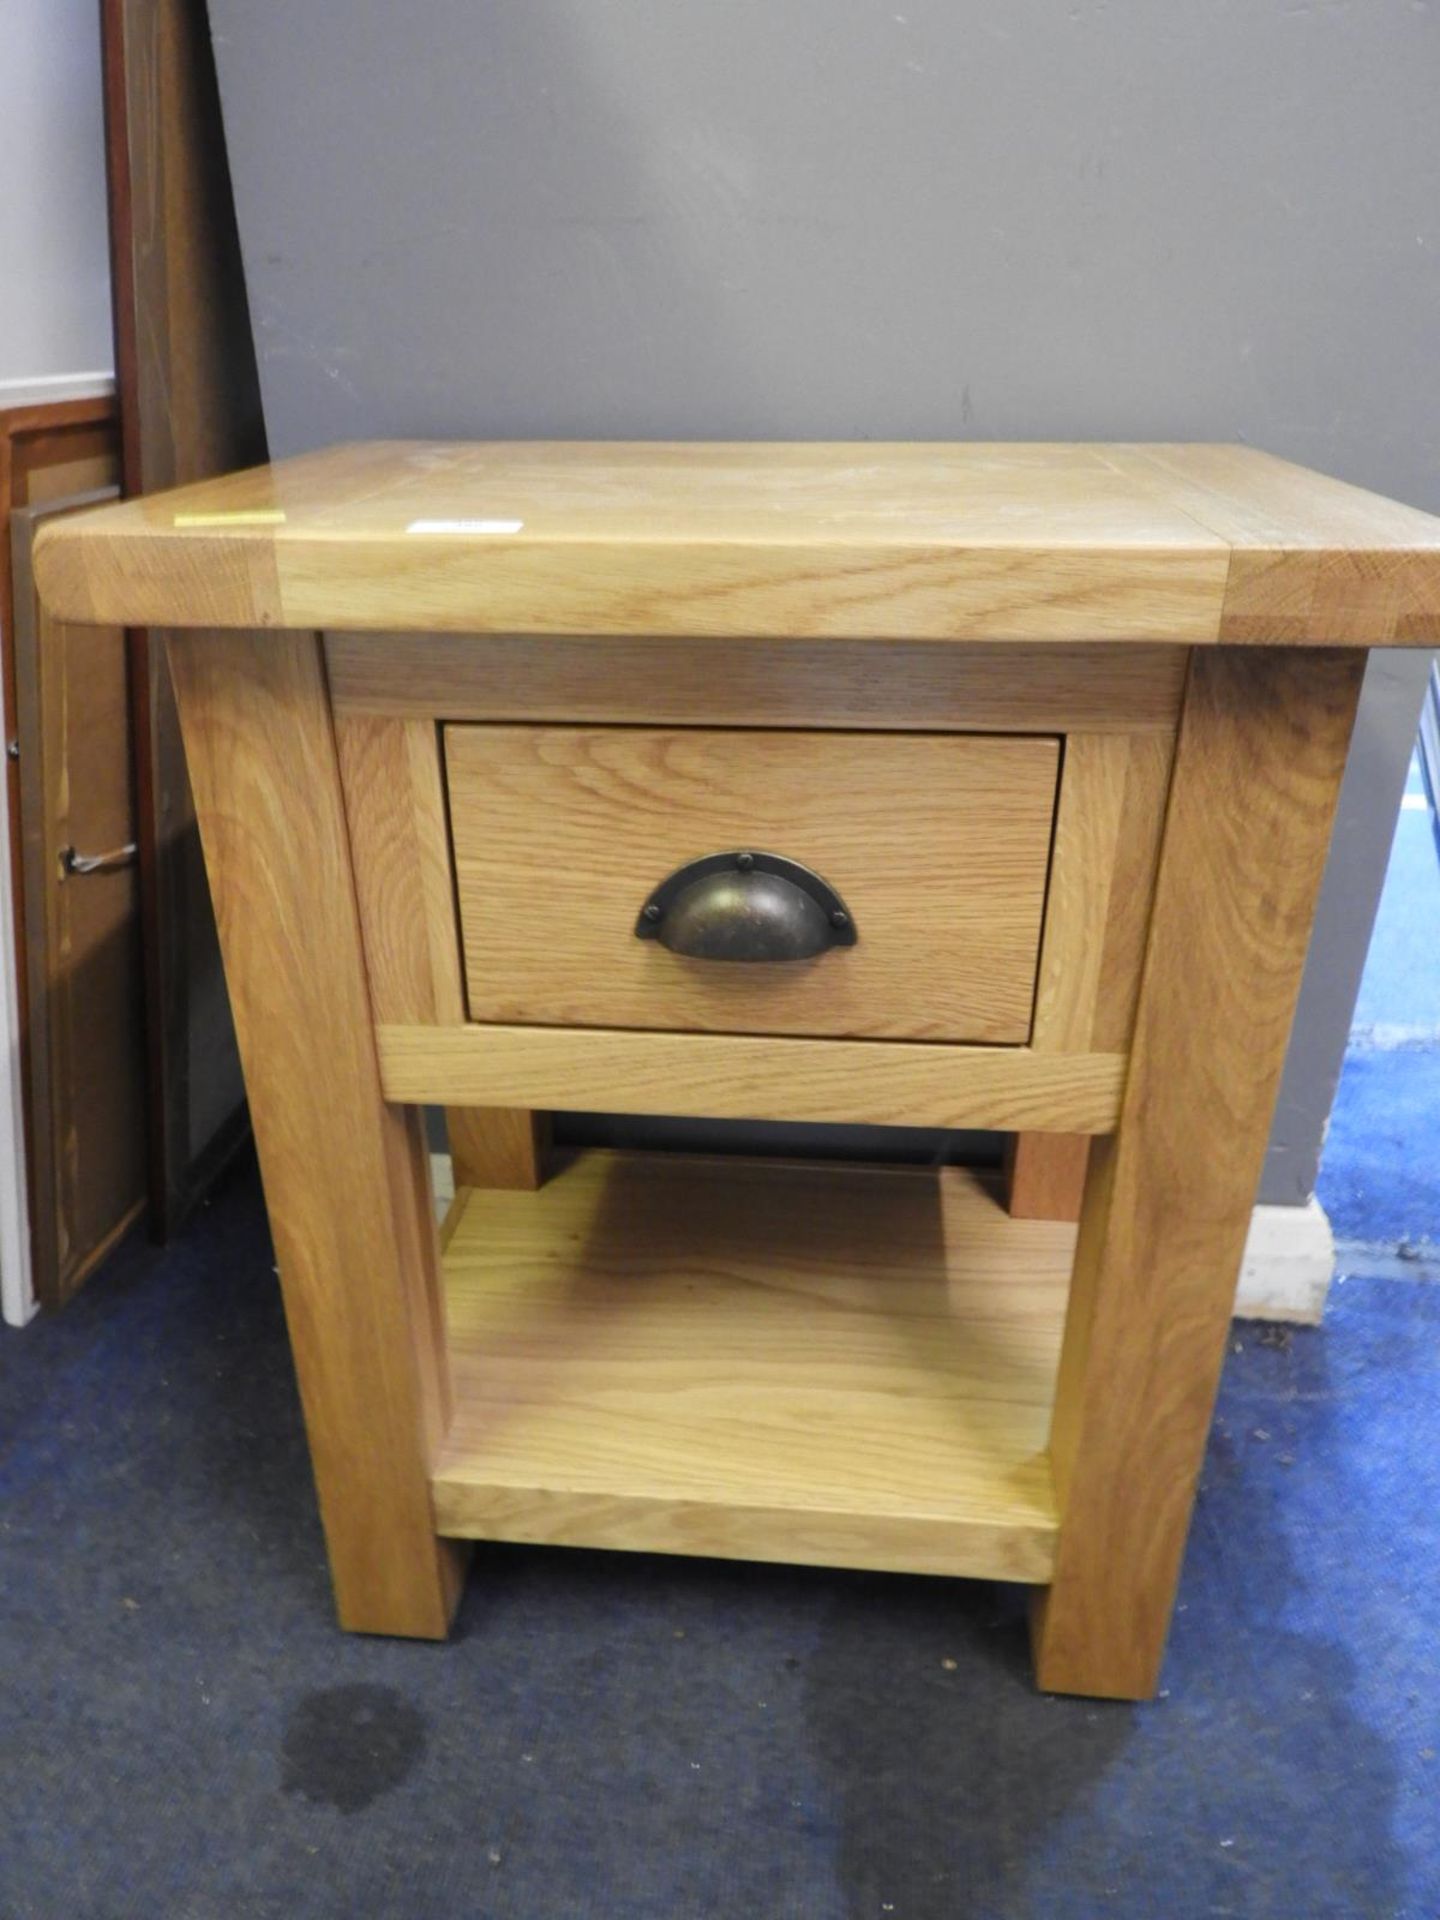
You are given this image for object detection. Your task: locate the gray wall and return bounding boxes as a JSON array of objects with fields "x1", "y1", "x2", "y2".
[
  {"x1": 206, "y1": 0, "x2": 1439, "y2": 1202},
  {"x1": 0, "y1": 0, "x2": 111, "y2": 385}
]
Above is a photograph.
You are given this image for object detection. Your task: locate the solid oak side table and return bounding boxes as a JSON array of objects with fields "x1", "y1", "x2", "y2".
[{"x1": 36, "y1": 442, "x2": 1440, "y2": 1700}]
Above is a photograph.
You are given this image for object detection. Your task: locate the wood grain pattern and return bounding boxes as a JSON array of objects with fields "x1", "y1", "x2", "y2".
[
  {"x1": 378, "y1": 1024, "x2": 1126, "y2": 1132},
  {"x1": 448, "y1": 1108, "x2": 551, "y2": 1191},
  {"x1": 1117, "y1": 443, "x2": 1440, "y2": 644},
  {"x1": 1031, "y1": 734, "x2": 1131, "y2": 1052},
  {"x1": 1090, "y1": 729, "x2": 1179, "y2": 1052},
  {"x1": 332, "y1": 714, "x2": 499, "y2": 1182},
  {"x1": 434, "y1": 1152, "x2": 1071, "y2": 1580},
  {"x1": 333, "y1": 714, "x2": 465, "y2": 1025},
  {"x1": 1003, "y1": 1135, "x2": 1090, "y2": 1224},
  {"x1": 33, "y1": 441, "x2": 1224, "y2": 639},
  {"x1": 1029, "y1": 727, "x2": 1178, "y2": 1054},
  {"x1": 167, "y1": 627, "x2": 465, "y2": 1637},
  {"x1": 1010, "y1": 724, "x2": 1176, "y2": 1223},
  {"x1": 35, "y1": 441, "x2": 1440, "y2": 646},
  {"x1": 327, "y1": 633, "x2": 1190, "y2": 734},
  {"x1": 1032, "y1": 647, "x2": 1365, "y2": 1700},
  {"x1": 446, "y1": 725, "x2": 1059, "y2": 1044}
]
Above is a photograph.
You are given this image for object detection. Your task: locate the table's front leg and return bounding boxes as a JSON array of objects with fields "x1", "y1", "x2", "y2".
[
  {"x1": 168, "y1": 628, "x2": 467, "y2": 1638},
  {"x1": 1032, "y1": 646, "x2": 1365, "y2": 1699}
]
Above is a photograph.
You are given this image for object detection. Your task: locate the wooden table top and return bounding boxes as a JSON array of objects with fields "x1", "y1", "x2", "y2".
[{"x1": 34, "y1": 440, "x2": 1440, "y2": 644}]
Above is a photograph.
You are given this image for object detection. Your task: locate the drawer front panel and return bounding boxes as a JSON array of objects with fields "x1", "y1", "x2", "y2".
[{"x1": 444, "y1": 726, "x2": 1059, "y2": 1044}]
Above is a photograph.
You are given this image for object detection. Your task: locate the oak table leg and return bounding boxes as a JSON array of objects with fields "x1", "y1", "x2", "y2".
[
  {"x1": 168, "y1": 628, "x2": 467, "y2": 1638},
  {"x1": 1004, "y1": 1134, "x2": 1090, "y2": 1222},
  {"x1": 448, "y1": 1107, "x2": 552, "y2": 1190},
  {"x1": 1032, "y1": 648, "x2": 1365, "y2": 1700}
]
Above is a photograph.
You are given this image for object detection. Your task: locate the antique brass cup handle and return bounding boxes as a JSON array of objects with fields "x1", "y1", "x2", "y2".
[{"x1": 634, "y1": 851, "x2": 857, "y2": 963}]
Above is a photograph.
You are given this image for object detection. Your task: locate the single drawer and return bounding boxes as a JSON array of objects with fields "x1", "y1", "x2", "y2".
[{"x1": 444, "y1": 725, "x2": 1060, "y2": 1044}]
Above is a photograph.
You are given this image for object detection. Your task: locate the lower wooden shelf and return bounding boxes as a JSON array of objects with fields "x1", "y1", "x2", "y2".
[{"x1": 432, "y1": 1151, "x2": 1076, "y2": 1583}]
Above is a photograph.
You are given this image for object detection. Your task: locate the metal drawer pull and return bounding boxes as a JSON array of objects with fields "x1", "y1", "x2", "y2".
[
  {"x1": 60, "y1": 841, "x2": 138, "y2": 876},
  {"x1": 635, "y1": 851, "x2": 857, "y2": 963}
]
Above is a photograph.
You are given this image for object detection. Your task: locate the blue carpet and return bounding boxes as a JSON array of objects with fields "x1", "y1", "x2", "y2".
[{"x1": 2, "y1": 782, "x2": 1437, "y2": 1918}]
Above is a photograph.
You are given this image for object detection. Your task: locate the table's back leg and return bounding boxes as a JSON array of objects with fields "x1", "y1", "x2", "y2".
[
  {"x1": 168, "y1": 628, "x2": 467, "y2": 1638},
  {"x1": 1032, "y1": 646, "x2": 1365, "y2": 1699},
  {"x1": 1004, "y1": 1134, "x2": 1089, "y2": 1220},
  {"x1": 448, "y1": 1107, "x2": 552, "y2": 1190}
]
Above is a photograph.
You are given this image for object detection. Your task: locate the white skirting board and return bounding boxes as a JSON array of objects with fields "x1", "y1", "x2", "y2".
[
  {"x1": 430, "y1": 1156, "x2": 1335, "y2": 1327},
  {"x1": 1234, "y1": 1199, "x2": 1336, "y2": 1324}
]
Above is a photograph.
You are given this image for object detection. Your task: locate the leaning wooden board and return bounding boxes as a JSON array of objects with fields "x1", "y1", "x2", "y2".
[
  {"x1": 33, "y1": 442, "x2": 1440, "y2": 1703},
  {"x1": 102, "y1": 0, "x2": 262, "y2": 1236}
]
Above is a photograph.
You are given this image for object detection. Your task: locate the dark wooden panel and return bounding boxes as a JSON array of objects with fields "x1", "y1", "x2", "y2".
[
  {"x1": 0, "y1": 398, "x2": 123, "y2": 1309},
  {"x1": 103, "y1": 0, "x2": 264, "y2": 1231},
  {"x1": 12, "y1": 493, "x2": 146, "y2": 1308}
]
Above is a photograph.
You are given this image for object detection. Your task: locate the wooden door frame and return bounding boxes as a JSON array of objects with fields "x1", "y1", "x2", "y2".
[
  {"x1": 10, "y1": 489, "x2": 148, "y2": 1310},
  {"x1": 0, "y1": 397, "x2": 121, "y2": 1325}
]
